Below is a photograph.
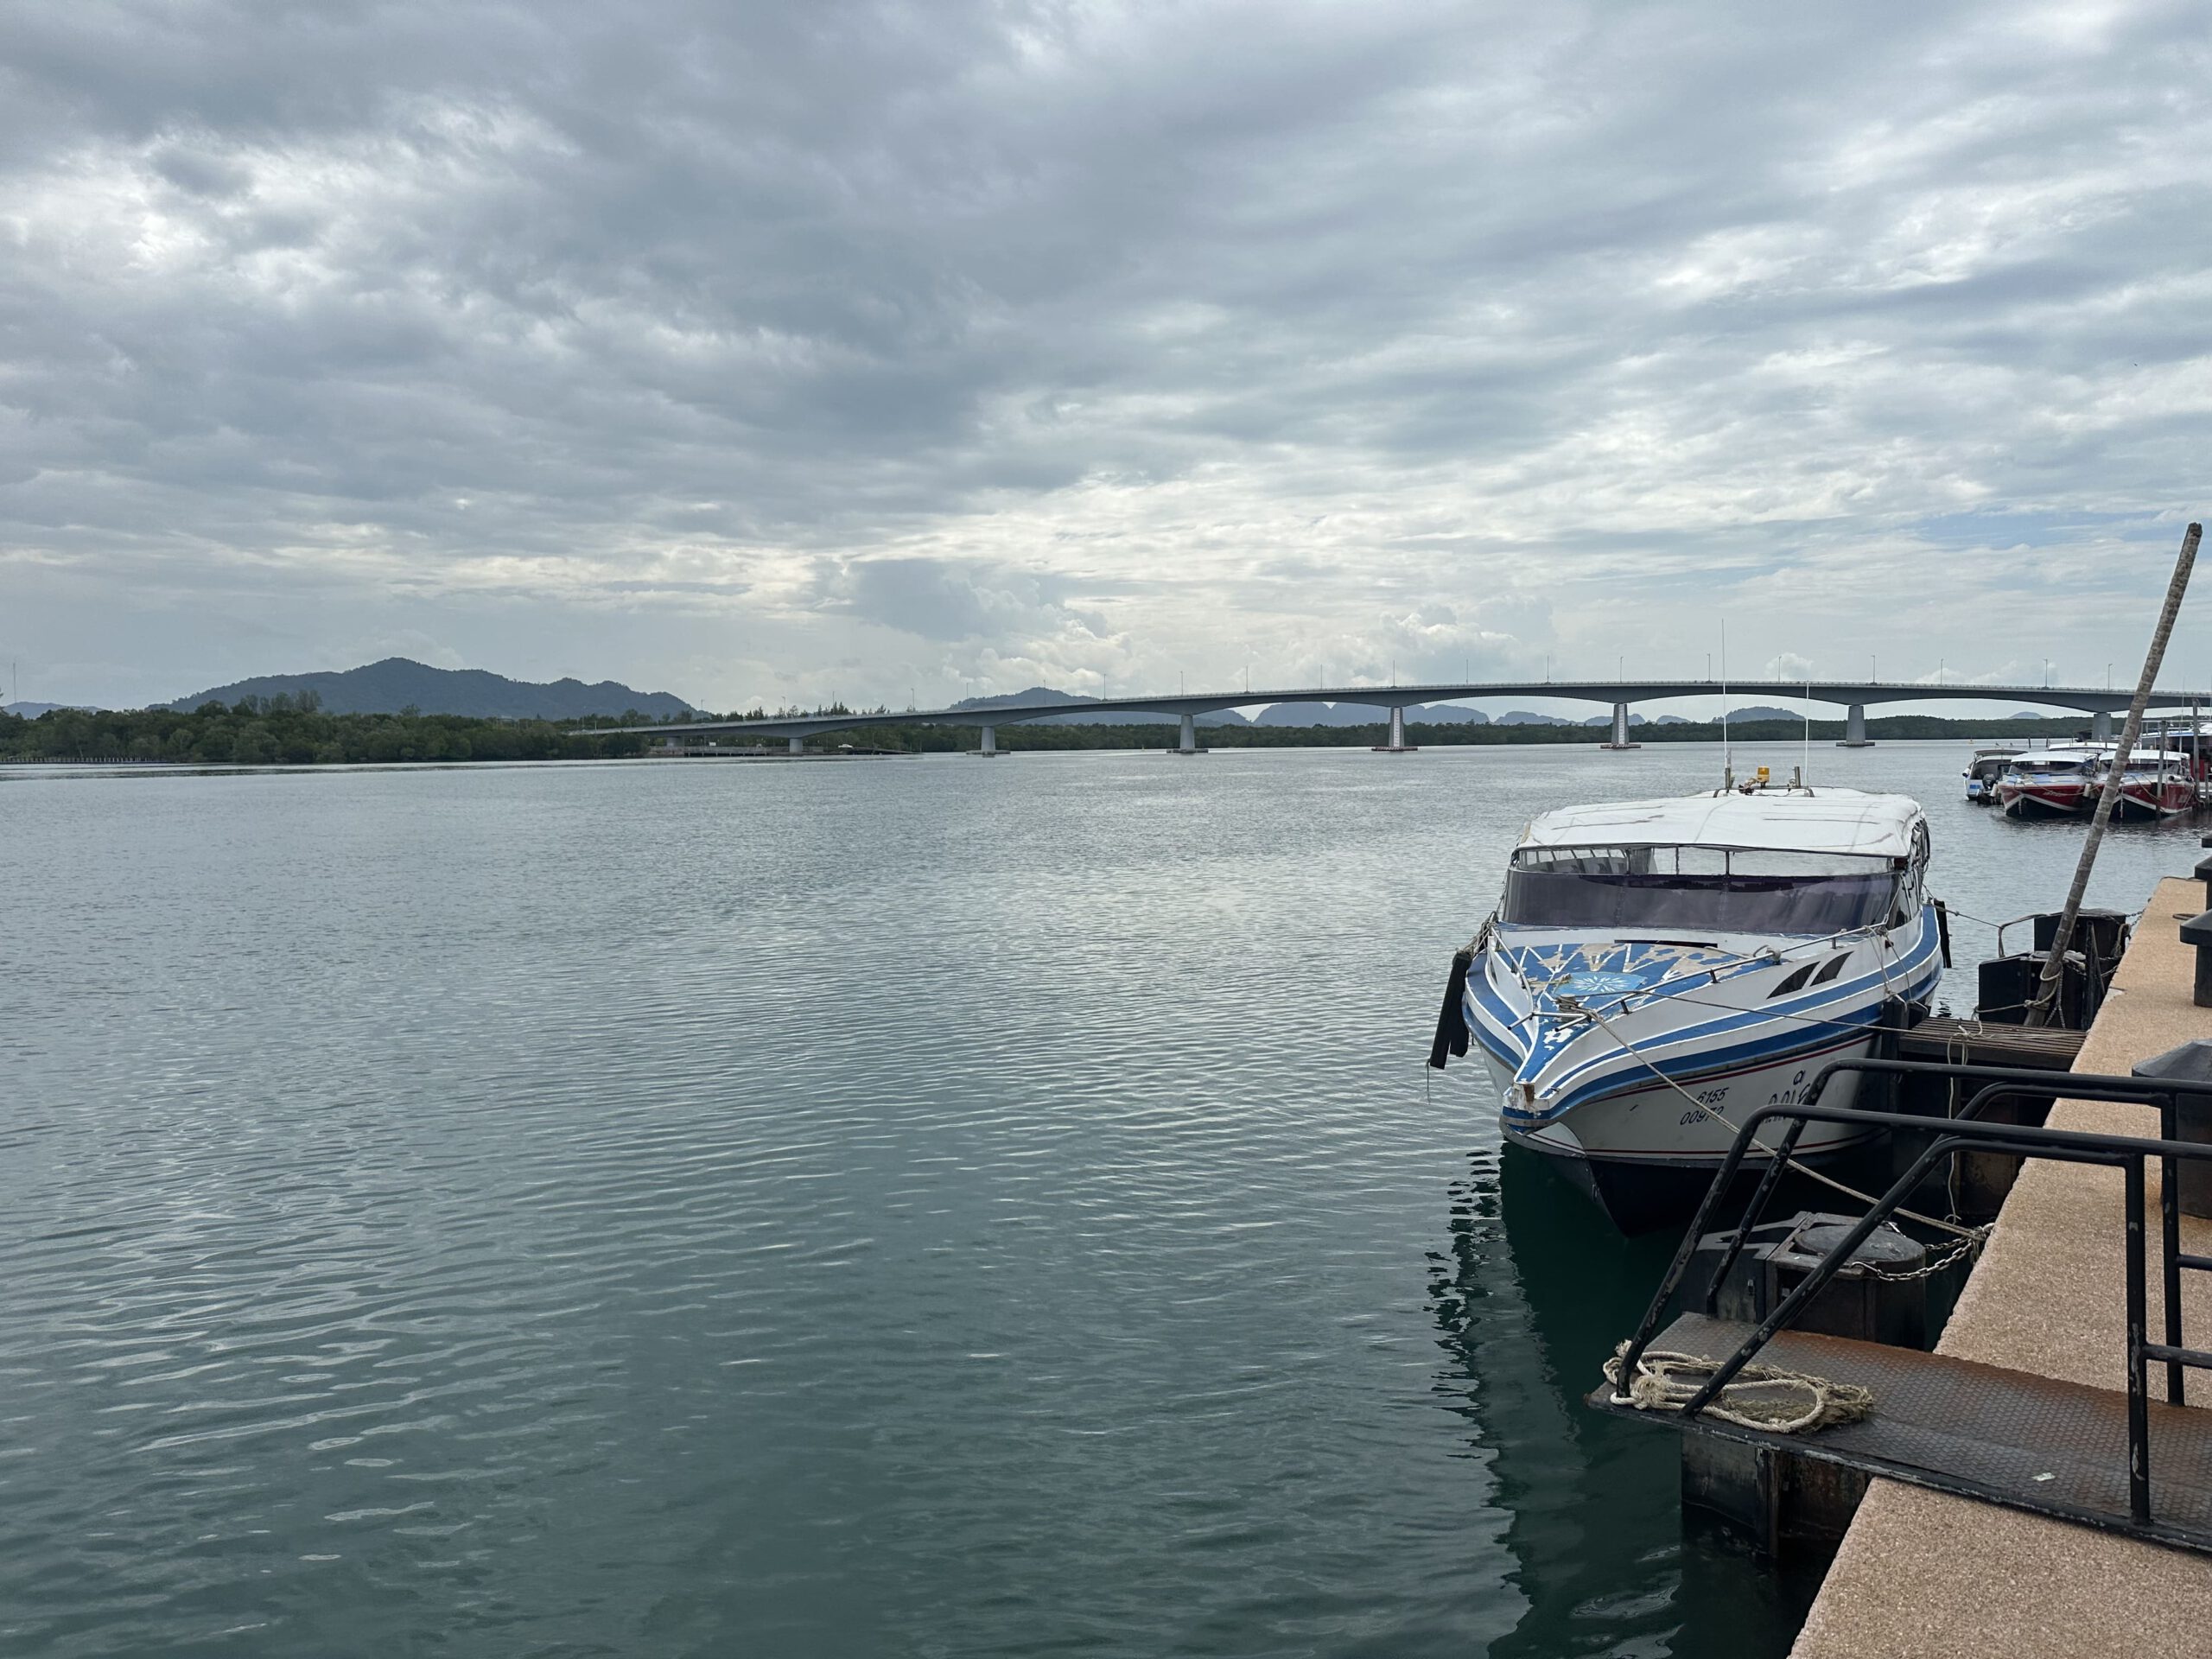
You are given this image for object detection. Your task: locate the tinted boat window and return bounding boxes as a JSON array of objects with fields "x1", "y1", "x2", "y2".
[{"x1": 1502, "y1": 847, "x2": 1898, "y2": 933}]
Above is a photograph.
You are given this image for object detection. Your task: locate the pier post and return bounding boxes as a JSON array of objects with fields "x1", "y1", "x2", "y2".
[
  {"x1": 2093, "y1": 709, "x2": 2113, "y2": 741},
  {"x1": 1837, "y1": 703, "x2": 1872, "y2": 747},
  {"x1": 1599, "y1": 701, "x2": 1641, "y2": 750},
  {"x1": 1172, "y1": 713, "x2": 1205, "y2": 755},
  {"x1": 788, "y1": 735, "x2": 804, "y2": 755},
  {"x1": 980, "y1": 724, "x2": 997, "y2": 757}
]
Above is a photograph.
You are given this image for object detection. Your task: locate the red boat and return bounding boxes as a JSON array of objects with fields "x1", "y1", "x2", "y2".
[
  {"x1": 2102, "y1": 748, "x2": 2199, "y2": 821},
  {"x1": 1996, "y1": 748, "x2": 2101, "y2": 818}
]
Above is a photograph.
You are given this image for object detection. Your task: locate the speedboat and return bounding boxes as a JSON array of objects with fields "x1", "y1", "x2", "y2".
[
  {"x1": 1962, "y1": 745, "x2": 2022, "y2": 804},
  {"x1": 1427, "y1": 779, "x2": 1943, "y2": 1230},
  {"x1": 2096, "y1": 747, "x2": 2196, "y2": 821},
  {"x1": 1995, "y1": 747, "x2": 2103, "y2": 818}
]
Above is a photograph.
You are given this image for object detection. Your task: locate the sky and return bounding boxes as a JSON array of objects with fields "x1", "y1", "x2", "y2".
[{"x1": 3, "y1": 0, "x2": 2209, "y2": 715}]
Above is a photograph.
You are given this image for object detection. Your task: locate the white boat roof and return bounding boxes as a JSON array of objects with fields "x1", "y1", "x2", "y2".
[{"x1": 1517, "y1": 787, "x2": 1925, "y2": 860}]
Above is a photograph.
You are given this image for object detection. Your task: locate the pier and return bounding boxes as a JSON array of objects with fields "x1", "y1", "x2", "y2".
[
  {"x1": 590, "y1": 677, "x2": 2205, "y2": 750},
  {"x1": 1788, "y1": 878, "x2": 2212, "y2": 1656}
]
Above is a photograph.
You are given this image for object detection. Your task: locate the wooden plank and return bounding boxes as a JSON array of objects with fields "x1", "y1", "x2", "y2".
[{"x1": 1897, "y1": 1017, "x2": 2086, "y2": 1071}]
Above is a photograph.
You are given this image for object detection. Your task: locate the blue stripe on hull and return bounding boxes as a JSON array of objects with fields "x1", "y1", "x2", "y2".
[{"x1": 1466, "y1": 911, "x2": 1944, "y2": 1124}]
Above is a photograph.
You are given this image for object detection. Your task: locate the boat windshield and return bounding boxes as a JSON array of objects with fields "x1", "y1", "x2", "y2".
[{"x1": 1502, "y1": 846, "x2": 1900, "y2": 933}]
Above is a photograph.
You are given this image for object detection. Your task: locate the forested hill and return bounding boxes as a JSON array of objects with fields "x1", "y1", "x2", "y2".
[{"x1": 164, "y1": 658, "x2": 697, "y2": 719}]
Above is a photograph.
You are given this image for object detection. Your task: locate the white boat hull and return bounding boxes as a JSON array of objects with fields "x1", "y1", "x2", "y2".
[
  {"x1": 1461, "y1": 910, "x2": 1944, "y2": 1228},
  {"x1": 1479, "y1": 1037, "x2": 1876, "y2": 1164},
  {"x1": 1436, "y1": 784, "x2": 1946, "y2": 1230}
]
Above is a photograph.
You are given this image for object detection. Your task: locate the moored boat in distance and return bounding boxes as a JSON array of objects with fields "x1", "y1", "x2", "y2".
[
  {"x1": 1995, "y1": 747, "x2": 2103, "y2": 818},
  {"x1": 1429, "y1": 777, "x2": 1942, "y2": 1230},
  {"x1": 1962, "y1": 744, "x2": 2024, "y2": 804},
  {"x1": 2098, "y1": 746, "x2": 2197, "y2": 821}
]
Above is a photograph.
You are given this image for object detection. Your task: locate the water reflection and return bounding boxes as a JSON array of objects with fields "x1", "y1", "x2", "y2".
[{"x1": 1429, "y1": 1147, "x2": 1824, "y2": 1656}]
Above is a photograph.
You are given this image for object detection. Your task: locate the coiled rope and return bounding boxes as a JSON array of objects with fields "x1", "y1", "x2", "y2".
[{"x1": 1603, "y1": 1344, "x2": 1874, "y2": 1433}]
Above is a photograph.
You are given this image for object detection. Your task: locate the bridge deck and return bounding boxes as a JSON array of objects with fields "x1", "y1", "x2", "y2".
[{"x1": 597, "y1": 679, "x2": 2204, "y2": 740}]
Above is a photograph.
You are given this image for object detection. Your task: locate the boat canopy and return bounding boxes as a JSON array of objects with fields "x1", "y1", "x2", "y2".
[
  {"x1": 2008, "y1": 747, "x2": 2104, "y2": 773},
  {"x1": 1516, "y1": 788, "x2": 1926, "y2": 862}
]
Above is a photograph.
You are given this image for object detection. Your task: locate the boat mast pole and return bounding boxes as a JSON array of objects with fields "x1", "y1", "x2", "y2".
[
  {"x1": 1802, "y1": 667, "x2": 1811, "y2": 785},
  {"x1": 2027, "y1": 522, "x2": 2200, "y2": 1027},
  {"x1": 1720, "y1": 621, "x2": 1732, "y2": 789}
]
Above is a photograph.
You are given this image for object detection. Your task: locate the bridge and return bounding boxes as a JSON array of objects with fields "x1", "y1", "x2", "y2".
[{"x1": 599, "y1": 678, "x2": 2209, "y2": 755}]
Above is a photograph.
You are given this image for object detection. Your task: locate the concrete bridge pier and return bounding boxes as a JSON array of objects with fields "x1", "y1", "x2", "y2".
[
  {"x1": 1838, "y1": 703, "x2": 1872, "y2": 748},
  {"x1": 2094, "y1": 709, "x2": 2113, "y2": 741},
  {"x1": 1600, "y1": 701, "x2": 1641, "y2": 751},
  {"x1": 1372, "y1": 706, "x2": 1417, "y2": 753},
  {"x1": 1171, "y1": 713, "x2": 1205, "y2": 755},
  {"x1": 789, "y1": 735, "x2": 804, "y2": 755},
  {"x1": 978, "y1": 724, "x2": 999, "y2": 757}
]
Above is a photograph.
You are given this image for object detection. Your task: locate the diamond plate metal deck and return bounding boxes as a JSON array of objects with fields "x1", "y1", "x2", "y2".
[{"x1": 1592, "y1": 1313, "x2": 2212, "y2": 1554}]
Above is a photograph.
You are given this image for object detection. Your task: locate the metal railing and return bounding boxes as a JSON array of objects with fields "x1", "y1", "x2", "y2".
[{"x1": 1615, "y1": 1057, "x2": 2212, "y2": 1529}]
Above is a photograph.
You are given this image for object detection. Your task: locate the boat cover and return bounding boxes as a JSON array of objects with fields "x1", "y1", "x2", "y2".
[{"x1": 1516, "y1": 789, "x2": 1924, "y2": 860}]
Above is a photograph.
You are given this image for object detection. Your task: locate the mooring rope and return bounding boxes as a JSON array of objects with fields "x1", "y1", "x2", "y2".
[
  {"x1": 1575, "y1": 1005, "x2": 1990, "y2": 1245},
  {"x1": 1603, "y1": 1344, "x2": 1874, "y2": 1433}
]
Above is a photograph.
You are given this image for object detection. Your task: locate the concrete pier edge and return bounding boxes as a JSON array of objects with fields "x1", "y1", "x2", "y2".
[{"x1": 1789, "y1": 875, "x2": 2212, "y2": 1659}]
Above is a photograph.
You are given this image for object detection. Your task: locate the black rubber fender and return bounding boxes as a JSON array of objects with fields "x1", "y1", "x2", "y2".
[{"x1": 1427, "y1": 947, "x2": 1474, "y2": 1071}]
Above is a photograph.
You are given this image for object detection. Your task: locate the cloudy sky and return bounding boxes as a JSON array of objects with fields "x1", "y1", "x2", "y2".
[{"x1": 3, "y1": 0, "x2": 2209, "y2": 713}]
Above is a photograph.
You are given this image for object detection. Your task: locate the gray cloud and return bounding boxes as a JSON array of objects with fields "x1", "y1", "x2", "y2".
[{"x1": 2, "y1": 0, "x2": 2209, "y2": 709}]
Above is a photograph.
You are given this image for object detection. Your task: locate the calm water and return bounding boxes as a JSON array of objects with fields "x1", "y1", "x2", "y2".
[{"x1": 3, "y1": 741, "x2": 2198, "y2": 1657}]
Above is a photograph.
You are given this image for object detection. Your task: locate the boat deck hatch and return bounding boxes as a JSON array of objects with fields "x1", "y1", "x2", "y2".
[{"x1": 1592, "y1": 1313, "x2": 2212, "y2": 1553}]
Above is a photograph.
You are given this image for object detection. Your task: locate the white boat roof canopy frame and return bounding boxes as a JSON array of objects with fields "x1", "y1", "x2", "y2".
[{"x1": 1516, "y1": 788, "x2": 1927, "y2": 862}]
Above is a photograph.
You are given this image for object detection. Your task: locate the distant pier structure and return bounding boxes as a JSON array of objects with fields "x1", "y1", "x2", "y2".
[{"x1": 592, "y1": 677, "x2": 2202, "y2": 754}]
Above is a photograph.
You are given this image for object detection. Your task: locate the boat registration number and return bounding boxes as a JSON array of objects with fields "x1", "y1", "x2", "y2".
[{"x1": 1677, "y1": 1085, "x2": 1729, "y2": 1126}]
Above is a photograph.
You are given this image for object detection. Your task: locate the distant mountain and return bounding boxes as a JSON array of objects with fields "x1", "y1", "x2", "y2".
[
  {"x1": 1406, "y1": 702, "x2": 1491, "y2": 726},
  {"x1": 1579, "y1": 712, "x2": 1650, "y2": 727},
  {"x1": 1496, "y1": 709, "x2": 1575, "y2": 726},
  {"x1": 165, "y1": 658, "x2": 698, "y2": 719},
  {"x1": 3, "y1": 701, "x2": 98, "y2": 718},
  {"x1": 1656, "y1": 715, "x2": 1691, "y2": 725},
  {"x1": 950, "y1": 687, "x2": 1250, "y2": 727},
  {"x1": 1253, "y1": 702, "x2": 1370, "y2": 727},
  {"x1": 1727, "y1": 705, "x2": 1803, "y2": 722}
]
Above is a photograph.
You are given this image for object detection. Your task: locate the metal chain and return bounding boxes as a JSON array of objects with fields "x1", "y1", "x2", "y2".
[{"x1": 1854, "y1": 1226, "x2": 1988, "y2": 1282}]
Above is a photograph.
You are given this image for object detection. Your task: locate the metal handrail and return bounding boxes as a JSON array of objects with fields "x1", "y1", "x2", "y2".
[
  {"x1": 1825, "y1": 1058, "x2": 2212, "y2": 1408},
  {"x1": 1614, "y1": 1069, "x2": 2212, "y2": 1530},
  {"x1": 1688, "y1": 1056, "x2": 2212, "y2": 1344}
]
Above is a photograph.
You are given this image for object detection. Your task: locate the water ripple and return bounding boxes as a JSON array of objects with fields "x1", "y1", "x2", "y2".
[{"x1": 2, "y1": 746, "x2": 2190, "y2": 1656}]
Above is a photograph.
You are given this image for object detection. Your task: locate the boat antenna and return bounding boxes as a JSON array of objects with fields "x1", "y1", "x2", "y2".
[
  {"x1": 1802, "y1": 664, "x2": 1812, "y2": 786},
  {"x1": 1719, "y1": 621, "x2": 1732, "y2": 789}
]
